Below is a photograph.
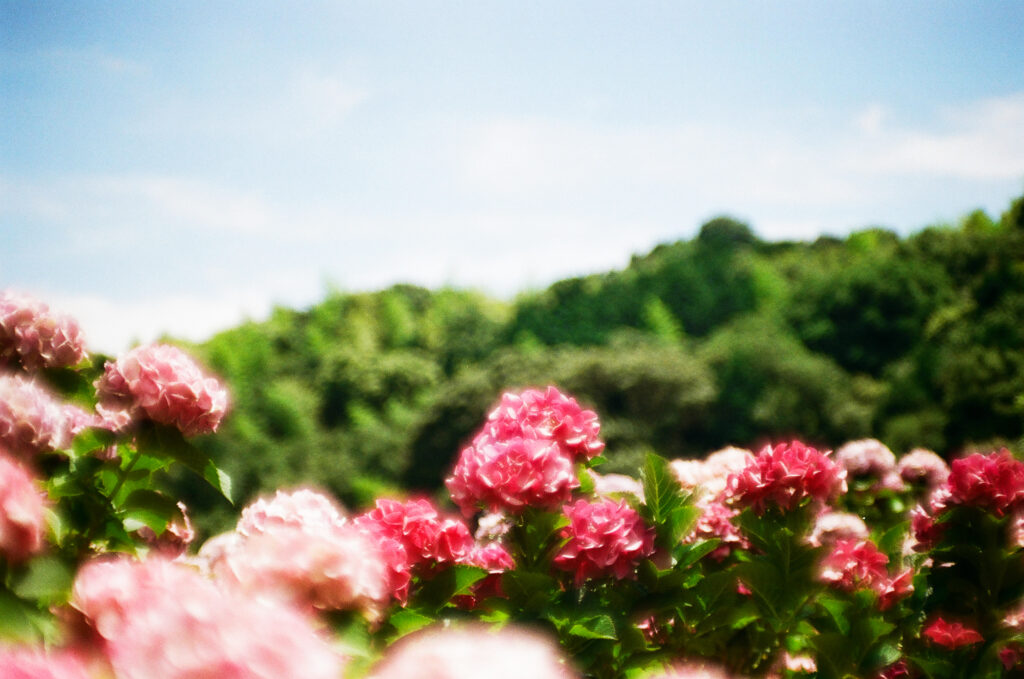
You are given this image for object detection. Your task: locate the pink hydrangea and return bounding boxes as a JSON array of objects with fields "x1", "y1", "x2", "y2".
[
  {"x1": 0, "y1": 450, "x2": 47, "y2": 562},
  {"x1": 670, "y1": 447, "x2": 754, "y2": 499},
  {"x1": 922, "y1": 617, "x2": 983, "y2": 649},
  {"x1": 136, "y1": 501, "x2": 195, "y2": 559},
  {"x1": 910, "y1": 505, "x2": 945, "y2": 551},
  {"x1": 818, "y1": 537, "x2": 912, "y2": 608},
  {"x1": 0, "y1": 290, "x2": 87, "y2": 371},
  {"x1": 369, "y1": 624, "x2": 577, "y2": 679},
  {"x1": 686, "y1": 499, "x2": 748, "y2": 561},
  {"x1": 354, "y1": 498, "x2": 474, "y2": 566},
  {"x1": 0, "y1": 645, "x2": 96, "y2": 679},
  {"x1": 455, "y1": 541, "x2": 516, "y2": 607},
  {"x1": 807, "y1": 510, "x2": 869, "y2": 547},
  {"x1": 897, "y1": 448, "x2": 950, "y2": 487},
  {"x1": 95, "y1": 344, "x2": 229, "y2": 436},
  {"x1": 72, "y1": 555, "x2": 346, "y2": 679},
  {"x1": 588, "y1": 470, "x2": 644, "y2": 500},
  {"x1": 553, "y1": 498, "x2": 655, "y2": 586},
  {"x1": 236, "y1": 488, "x2": 347, "y2": 537},
  {"x1": 944, "y1": 450, "x2": 1024, "y2": 517},
  {"x1": 483, "y1": 386, "x2": 604, "y2": 460},
  {"x1": 446, "y1": 436, "x2": 579, "y2": 516},
  {"x1": 726, "y1": 441, "x2": 847, "y2": 514},
  {"x1": 835, "y1": 439, "x2": 904, "y2": 491},
  {"x1": 0, "y1": 373, "x2": 77, "y2": 456}
]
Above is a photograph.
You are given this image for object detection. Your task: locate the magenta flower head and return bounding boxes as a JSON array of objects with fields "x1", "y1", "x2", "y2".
[
  {"x1": 922, "y1": 616, "x2": 984, "y2": 649},
  {"x1": 446, "y1": 436, "x2": 579, "y2": 516},
  {"x1": 484, "y1": 386, "x2": 605, "y2": 460},
  {"x1": 726, "y1": 441, "x2": 847, "y2": 514},
  {"x1": 95, "y1": 343, "x2": 229, "y2": 436},
  {"x1": 553, "y1": 497, "x2": 655, "y2": 586},
  {"x1": 944, "y1": 449, "x2": 1024, "y2": 517},
  {"x1": 369, "y1": 624, "x2": 578, "y2": 679},
  {"x1": 0, "y1": 448, "x2": 48, "y2": 562},
  {"x1": 0, "y1": 290, "x2": 87, "y2": 371},
  {"x1": 72, "y1": 555, "x2": 346, "y2": 679}
]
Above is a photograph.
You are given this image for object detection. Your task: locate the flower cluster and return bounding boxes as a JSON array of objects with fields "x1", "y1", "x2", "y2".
[
  {"x1": 0, "y1": 290, "x2": 87, "y2": 371},
  {"x1": 202, "y1": 489, "x2": 390, "y2": 620},
  {"x1": 0, "y1": 448, "x2": 47, "y2": 562},
  {"x1": 553, "y1": 497, "x2": 655, "y2": 586},
  {"x1": 818, "y1": 538, "x2": 913, "y2": 609},
  {"x1": 726, "y1": 441, "x2": 847, "y2": 514},
  {"x1": 835, "y1": 438, "x2": 904, "y2": 491},
  {"x1": 896, "y1": 448, "x2": 950, "y2": 488},
  {"x1": 95, "y1": 343, "x2": 229, "y2": 436},
  {"x1": 0, "y1": 372, "x2": 82, "y2": 456},
  {"x1": 483, "y1": 386, "x2": 604, "y2": 460},
  {"x1": 671, "y1": 446, "x2": 753, "y2": 499},
  {"x1": 368, "y1": 624, "x2": 577, "y2": 679},
  {"x1": 943, "y1": 449, "x2": 1024, "y2": 517},
  {"x1": 72, "y1": 555, "x2": 346, "y2": 679},
  {"x1": 922, "y1": 617, "x2": 984, "y2": 649}
]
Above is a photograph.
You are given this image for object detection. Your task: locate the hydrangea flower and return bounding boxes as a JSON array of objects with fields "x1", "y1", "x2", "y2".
[
  {"x1": 685, "y1": 499, "x2": 748, "y2": 561},
  {"x1": 482, "y1": 386, "x2": 604, "y2": 460},
  {"x1": 237, "y1": 488, "x2": 347, "y2": 537},
  {"x1": 726, "y1": 441, "x2": 847, "y2": 514},
  {"x1": 95, "y1": 343, "x2": 229, "y2": 436},
  {"x1": 670, "y1": 447, "x2": 753, "y2": 499},
  {"x1": 835, "y1": 439, "x2": 904, "y2": 491},
  {"x1": 0, "y1": 449, "x2": 47, "y2": 562},
  {"x1": 368, "y1": 624, "x2": 577, "y2": 679},
  {"x1": 72, "y1": 555, "x2": 346, "y2": 679},
  {"x1": 354, "y1": 498, "x2": 474, "y2": 566},
  {"x1": 807, "y1": 510, "x2": 870, "y2": 547},
  {"x1": 0, "y1": 645, "x2": 95, "y2": 679},
  {"x1": 0, "y1": 290, "x2": 87, "y2": 371},
  {"x1": 896, "y1": 448, "x2": 950, "y2": 487},
  {"x1": 553, "y1": 498, "x2": 655, "y2": 586},
  {"x1": 0, "y1": 372, "x2": 79, "y2": 456},
  {"x1": 944, "y1": 449, "x2": 1024, "y2": 517},
  {"x1": 446, "y1": 437, "x2": 579, "y2": 516},
  {"x1": 818, "y1": 538, "x2": 913, "y2": 609},
  {"x1": 922, "y1": 617, "x2": 984, "y2": 649}
]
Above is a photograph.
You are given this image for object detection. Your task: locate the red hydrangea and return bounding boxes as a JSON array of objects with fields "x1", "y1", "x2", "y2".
[
  {"x1": 0, "y1": 373, "x2": 80, "y2": 456},
  {"x1": 553, "y1": 498, "x2": 655, "y2": 586},
  {"x1": 944, "y1": 450, "x2": 1024, "y2": 517},
  {"x1": 910, "y1": 505, "x2": 945, "y2": 551},
  {"x1": 922, "y1": 617, "x2": 984, "y2": 649},
  {"x1": 446, "y1": 437, "x2": 579, "y2": 516},
  {"x1": 483, "y1": 386, "x2": 604, "y2": 460},
  {"x1": 72, "y1": 556, "x2": 346, "y2": 679},
  {"x1": 819, "y1": 538, "x2": 913, "y2": 609},
  {"x1": 0, "y1": 290, "x2": 87, "y2": 371},
  {"x1": 0, "y1": 449, "x2": 47, "y2": 562},
  {"x1": 95, "y1": 343, "x2": 229, "y2": 436},
  {"x1": 726, "y1": 441, "x2": 847, "y2": 514}
]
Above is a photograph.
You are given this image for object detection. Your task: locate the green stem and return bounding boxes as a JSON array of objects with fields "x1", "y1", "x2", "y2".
[{"x1": 107, "y1": 447, "x2": 142, "y2": 508}]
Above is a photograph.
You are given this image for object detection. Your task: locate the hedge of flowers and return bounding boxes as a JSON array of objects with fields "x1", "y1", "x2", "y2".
[{"x1": 2, "y1": 290, "x2": 1024, "y2": 679}]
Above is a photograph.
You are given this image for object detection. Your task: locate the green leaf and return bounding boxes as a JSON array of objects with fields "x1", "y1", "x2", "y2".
[
  {"x1": 641, "y1": 452, "x2": 683, "y2": 526},
  {"x1": 121, "y1": 489, "x2": 183, "y2": 534},
  {"x1": 577, "y1": 463, "x2": 596, "y2": 495},
  {"x1": 567, "y1": 614, "x2": 617, "y2": 640},
  {"x1": 0, "y1": 590, "x2": 41, "y2": 643},
  {"x1": 674, "y1": 538, "x2": 721, "y2": 569},
  {"x1": 136, "y1": 423, "x2": 233, "y2": 502},
  {"x1": 818, "y1": 595, "x2": 851, "y2": 635},
  {"x1": 71, "y1": 427, "x2": 116, "y2": 459},
  {"x1": 387, "y1": 609, "x2": 435, "y2": 639},
  {"x1": 10, "y1": 557, "x2": 74, "y2": 604}
]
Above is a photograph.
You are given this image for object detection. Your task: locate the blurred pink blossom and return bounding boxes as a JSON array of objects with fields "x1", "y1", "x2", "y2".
[
  {"x1": 944, "y1": 449, "x2": 1024, "y2": 517},
  {"x1": 554, "y1": 498, "x2": 655, "y2": 586},
  {"x1": 0, "y1": 449, "x2": 47, "y2": 562},
  {"x1": 369, "y1": 624, "x2": 577, "y2": 679},
  {"x1": 0, "y1": 644, "x2": 96, "y2": 679},
  {"x1": 72, "y1": 555, "x2": 346, "y2": 679},
  {"x1": 922, "y1": 616, "x2": 983, "y2": 649},
  {"x1": 95, "y1": 344, "x2": 229, "y2": 436},
  {"x1": 807, "y1": 510, "x2": 869, "y2": 547},
  {"x1": 686, "y1": 499, "x2": 748, "y2": 561},
  {"x1": 835, "y1": 439, "x2": 904, "y2": 491},
  {"x1": 897, "y1": 448, "x2": 950, "y2": 487},
  {"x1": 237, "y1": 488, "x2": 347, "y2": 537},
  {"x1": 0, "y1": 373, "x2": 77, "y2": 456},
  {"x1": 0, "y1": 290, "x2": 87, "y2": 371}
]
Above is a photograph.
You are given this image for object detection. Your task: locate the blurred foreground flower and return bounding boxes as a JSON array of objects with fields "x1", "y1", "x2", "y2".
[
  {"x1": 922, "y1": 617, "x2": 984, "y2": 649},
  {"x1": 368, "y1": 624, "x2": 577, "y2": 679},
  {"x1": 0, "y1": 447, "x2": 47, "y2": 562},
  {"x1": 0, "y1": 372, "x2": 81, "y2": 456}
]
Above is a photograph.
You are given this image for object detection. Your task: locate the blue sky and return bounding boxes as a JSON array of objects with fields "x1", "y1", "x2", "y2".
[{"x1": 3, "y1": 2, "x2": 1024, "y2": 352}]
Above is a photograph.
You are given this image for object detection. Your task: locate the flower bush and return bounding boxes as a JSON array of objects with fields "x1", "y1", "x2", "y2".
[{"x1": 4, "y1": 290, "x2": 1024, "y2": 679}]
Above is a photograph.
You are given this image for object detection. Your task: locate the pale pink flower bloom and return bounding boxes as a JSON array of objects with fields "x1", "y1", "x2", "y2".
[
  {"x1": 0, "y1": 644, "x2": 95, "y2": 679},
  {"x1": 554, "y1": 498, "x2": 655, "y2": 586},
  {"x1": 0, "y1": 450, "x2": 47, "y2": 562},
  {"x1": 72, "y1": 556, "x2": 345, "y2": 679},
  {"x1": 474, "y1": 511, "x2": 512, "y2": 542},
  {"x1": 781, "y1": 652, "x2": 817, "y2": 673},
  {"x1": 484, "y1": 386, "x2": 604, "y2": 460},
  {"x1": 237, "y1": 488, "x2": 347, "y2": 537},
  {"x1": 669, "y1": 448, "x2": 753, "y2": 500},
  {"x1": 807, "y1": 510, "x2": 869, "y2": 547},
  {"x1": 207, "y1": 521, "x2": 390, "y2": 620},
  {"x1": 727, "y1": 441, "x2": 847, "y2": 514},
  {"x1": 0, "y1": 372, "x2": 75, "y2": 456},
  {"x1": 95, "y1": 344, "x2": 229, "y2": 436},
  {"x1": 669, "y1": 459, "x2": 706, "y2": 491},
  {"x1": 369, "y1": 624, "x2": 577, "y2": 679},
  {"x1": 588, "y1": 469, "x2": 644, "y2": 500},
  {"x1": 835, "y1": 439, "x2": 904, "y2": 491},
  {"x1": 686, "y1": 499, "x2": 748, "y2": 561},
  {"x1": 897, "y1": 448, "x2": 950, "y2": 487},
  {"x1": 0, "y1": 290, "x2": 87, "y2": 371},
  {"x1": 446, "y1": 436, "x2": 579, "y2": 516},
  {"x1": 643, "y1": 660, "x2": 737, "y2": 679}
]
